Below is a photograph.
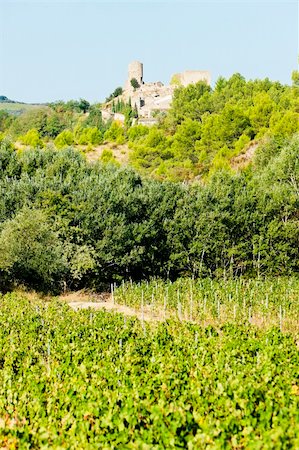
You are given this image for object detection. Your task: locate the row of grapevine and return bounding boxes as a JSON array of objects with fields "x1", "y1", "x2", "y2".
[
  {"x1": 1, "y1": 289, "x2": 299, "y2": 448},
  {"x1": 114, "y1": 277, "x2": 299, "y2": 333}
]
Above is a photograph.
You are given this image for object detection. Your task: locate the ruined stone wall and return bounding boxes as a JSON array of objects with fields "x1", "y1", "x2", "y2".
[
  {"x1": 104, "y1": 62, "x2": 211, "y2": 121},
  {"x1": 174, "y1": 70, "x2": 211, "y2": 87},
  {"x1": 122, "y1": 83, "x2": 174, "y2": 117}
]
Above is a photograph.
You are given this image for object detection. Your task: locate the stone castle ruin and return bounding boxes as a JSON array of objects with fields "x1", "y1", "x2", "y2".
[{"x1": 103, "y1": 61, "x2": 211, "y2": 122}]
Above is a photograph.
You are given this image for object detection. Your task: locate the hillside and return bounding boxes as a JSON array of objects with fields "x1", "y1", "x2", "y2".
[
  {"x1": 0, "y1": 96, "x2": 48, "y2": 115},
  {"x1": 1, "y1": 73, "x2": 298, "y2": 181}
]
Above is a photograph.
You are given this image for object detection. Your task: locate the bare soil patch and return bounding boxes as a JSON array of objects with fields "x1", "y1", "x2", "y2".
[
  {"x1": 62, "y1": 290, "x2": 164, "y2": 322},
  {"x1": 231, "y1": 142, "x2": 259, "y2": 170}
]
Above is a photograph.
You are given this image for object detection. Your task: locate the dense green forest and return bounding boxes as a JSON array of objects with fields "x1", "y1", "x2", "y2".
[
  {"x1": 0, "y1": 133, "x2": 298, "y2": 292},
  {"x1": 0, "y1": 73, "x2": 298, "y2": 293}
]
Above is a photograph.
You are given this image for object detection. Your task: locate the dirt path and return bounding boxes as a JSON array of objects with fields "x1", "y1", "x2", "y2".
[{"x1": 65, "y1": 293, "x2": 164, "y2": 322}]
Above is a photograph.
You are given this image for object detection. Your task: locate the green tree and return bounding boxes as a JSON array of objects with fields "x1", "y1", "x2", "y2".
[
  {"x1": 0, "y1": 209, "x2": 66, "y2": 291},
  {"x1": 0, "y1": 110, "x2": 13, "y2": 132},
  {"x1": 105, "y1": 87, "x2": 123, "y2": 102},
  {"x1": 130, "y1": 78, "x2": 140, "y2": 90},
  {"x1": 291, "y1": 70, "x2": 299, "y2": 87},
  {"x1": 83, "y1": 105, "x2": 104, "y2": 130},
  {"x1": 78, "y1": 98, "x2": 90, "y2": 113}
]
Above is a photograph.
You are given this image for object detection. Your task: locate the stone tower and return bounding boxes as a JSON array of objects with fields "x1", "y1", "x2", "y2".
[{"x1": 126, "y1": 61, "x2": 143, "y2": 90}]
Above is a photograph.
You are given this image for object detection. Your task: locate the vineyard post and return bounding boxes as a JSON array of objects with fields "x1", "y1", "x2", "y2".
[
  {"x1": 111, "y1": 283, "x2": 114, "y2": 304},
  {"x1": 47, "y1": 340, "x2": 51, "y2": 375},
  {"x1": 164, "y1": 296, "x2": 167, "y2": 320},
  {"x1": 279, "y1": 304, "x2": 283, "y2": 331},
  {"x1": 178, "y1": 301, "x2": 182, "y2": 321},
  {"x1": 141, "y1": 290, "x2": 145, "y2": 331}
]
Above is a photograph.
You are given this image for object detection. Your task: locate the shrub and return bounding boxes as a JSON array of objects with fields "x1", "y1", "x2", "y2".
[
  {"x1": 104, "y1": 122, "x2": 126, "y2": 144},
  {"x1": 77, "y1": 127, "x2": 103, "y2": 145},
  {"x1": 19, "y1": 128, "x2": 43, "y2": 148},
  {"x1": 54, "y1": 130, "x2": 74, "y2": 149}
]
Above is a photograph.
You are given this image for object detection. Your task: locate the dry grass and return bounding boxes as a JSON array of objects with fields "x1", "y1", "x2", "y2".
[{"x1": 85, "y1": 142, "x2": 129, "y2": 164}]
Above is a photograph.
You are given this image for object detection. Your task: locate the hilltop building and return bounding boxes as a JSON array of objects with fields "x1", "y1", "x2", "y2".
[{"x1": 103, "y1": 61, "x2": 211, "y2": 122}]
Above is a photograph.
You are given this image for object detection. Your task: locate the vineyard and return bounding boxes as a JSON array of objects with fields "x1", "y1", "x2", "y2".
[
  {"x1": 114, "y1": 278, "x2": 299, "y2": 333},
  {"x1": 1, "y1": 278, "x2": 299, "y2": 448}
]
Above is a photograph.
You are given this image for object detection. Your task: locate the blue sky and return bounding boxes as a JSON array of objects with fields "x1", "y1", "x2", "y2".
[{"x1": 0, "y1": 0, "x2": 298, "y2": 103}]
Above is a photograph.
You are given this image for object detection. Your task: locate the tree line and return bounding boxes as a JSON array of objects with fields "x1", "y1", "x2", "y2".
[{"x1": 0, "y1": 132, "x2": 298, "y2": 293}]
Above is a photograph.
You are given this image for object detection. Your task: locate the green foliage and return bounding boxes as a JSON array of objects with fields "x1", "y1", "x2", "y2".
[
  {"x1": 76, "y1": 126, "x2": 103, "y2": 145},
  {"x1": 54, "y1": 130, "x2": 74, "y2": 149},
  {"x1": 104, "y1": 121, "x2": 126, "y2": 144},
  {"x1": 105, "y1": 86, "x2": 123, "y2": 102},
  {"x1": 129, "y1": 126, "x2": 173, "y2": 176},
  {"x1": 116, "y1": 277, "x2": 299, "y2": 326},
  {"x1": 49, "y1": 99, "x2": 90, "y2": 114},
  {"x1": 44, "y1": 111, "x2": 66, "y2": 138},
  {"x1": 130, "y1": 78, "x2": 140, "y2": 90},
  {"x1": 169, "y1": 81, "x2": 211, "y2": 124},
  {"x1": 0, "y1": 110, "x2": 13, "y2": 132},
  {"x1": 270, "y1": 111, "x2": 299, "y2": 137},
  {"x1": 1, "y1": 73, "x2": 297, "y2": 182},
  {"x1": 291, "y1": 70, "x2": 299, "y2": 87},
  {"x1": 0, "y1": 292, "x2": 299, "y2": 447},
  {"x1": 0, "y1": 209, "x2": 66, "y2": 291},
  {"x1": 8, "y1": 108, "x2": 67, "y2": 139},
  {"x1": 0, "y1": 74, "x2": 299, "y2": 290},
  {"x1": 78, "y1": 98, "x2": 90, "y2": 113},
  {"x1": 127, "y1": 124, "x2": 149, "y2": 141},
  {"x1": 234, "y1": 133, "x2": 251, "y2": 153},
  {"x1": 100, "y1": 148, "x2": 118, "y2": 165},
  {"x1": 0, "y1": 118, "x2": 298, "y2": 293},
  {"x1": 19, "y1": 128, "x2": 43, "y2": 148},
  {"x1": 131, "y1": 75, "x2": 298, "y2": 180},
  {"x1": 170, "y1": 74, "x2": 182, "y2": 86},
  {"x1": 83, "y1": 105, "x2": 104, "y2": 129}
]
